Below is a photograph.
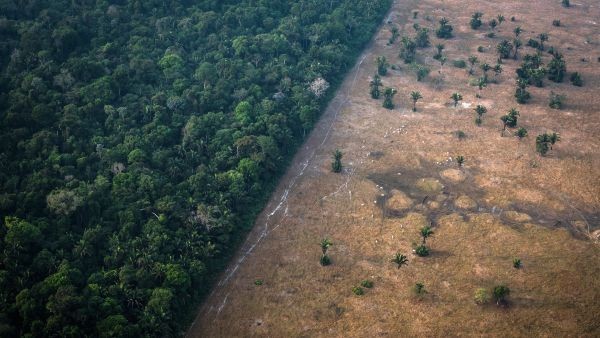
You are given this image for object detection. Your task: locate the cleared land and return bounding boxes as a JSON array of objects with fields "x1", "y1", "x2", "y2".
[{"x1": 188, "y1": 0, "x2": 600, "y2": 336}]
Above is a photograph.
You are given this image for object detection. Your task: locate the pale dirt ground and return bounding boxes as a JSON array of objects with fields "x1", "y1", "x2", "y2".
[{"x1": 187, "y1": 0, "x2": 600, "y2": 336}]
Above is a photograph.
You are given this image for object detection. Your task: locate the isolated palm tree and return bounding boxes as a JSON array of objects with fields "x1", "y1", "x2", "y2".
[
  {"x1": 320, "y1": 238, "x2": 333, "y2": 255},
  {"x1": 410, "y1": 91, "x2": 423, "y2": 111},
  {"x1": 392, "y1": 252, "x2": 409, "y2": 269},
  {"x1": 420, "y1": 226, "x2": 434, "y2": 244},
  {"x1": 451, "y1": 92, "x2": 463, "y2": 107}
]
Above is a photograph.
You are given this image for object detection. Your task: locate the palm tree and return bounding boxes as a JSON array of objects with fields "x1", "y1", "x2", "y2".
[
  {"x1": 492, "y1": 285, "x2": 510, "y2": 305},
  {"x1": 370, "y1": 74, "x2": 382, "y2": 99},
  {"x1": 376, "y1": 56, "x2": 389, "y2": 76},
  {"x1": 391, "y1": 252, "x2": 409, "y2": 269},
  {"x1": 456, "y1": 155, "x2": 465, "y2": 167},
  {"x1": 538, "y1": 33, "x2": 548, "y2": 50},
  {"x1": 474, "y1": 104, "x2": 487, "y2": 119},
  {"x1": 320, "y1": 238, "x2": 333, "y2": 255},
  {"x1": 451, "y1": 92, "x2": 463, "y2": 107},
  {"x1": 480, "y1": 63, "x2": 491, "y2": 80},
  {"x1": 420, "y1": 226, "x2": 434, "y2": 244},
  {"x1": 331, "y1": 150, "x2": 343, "y2": 173},
  {"x1": 497, "y1": 15, "x2": 505, "y2": 25},
  {"x1": 410, "y1": 91, "x2": 423, "y2": 111},
  {"x1": 513, "y1": 39, "x2": 522, "y2": 59},
  {"x1": 383, "y1": 87, "x2": 396, "y2": 109},
  {"x1": 493, "y1": 64, "x2": 503, "y2": 78},
  {"x1": 468, "y1": 55, "x2": 478, "y2": 74},
  {"x1": 513, "y1": 26, "x2": 522, "y2": 38},
  {"x1": 476, "y1": 77, "x2": 487, "y2": 98},
  {"x1": 548, "y1": 132, "x2": 560, "y2": 150},
  {"x1": 435, "y1": 43, "x2": 445, "y2": 59}
]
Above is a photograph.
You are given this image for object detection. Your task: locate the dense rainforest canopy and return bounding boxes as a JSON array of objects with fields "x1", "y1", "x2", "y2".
[{"x1": 0, "y1": 0, "x2": 392, "y2": 336}]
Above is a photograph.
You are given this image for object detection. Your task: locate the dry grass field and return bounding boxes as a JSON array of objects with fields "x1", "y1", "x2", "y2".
[{"x1": 188, "y1": 0, "x2": 600, "y2": 336}]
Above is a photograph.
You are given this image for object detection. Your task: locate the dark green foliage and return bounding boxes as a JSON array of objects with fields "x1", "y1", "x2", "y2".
[
  {"x1": 411, "y1": 91, "x2": 423, "y2": 112},
  {"x1": 538, "y1": 33, "x2": 549, "y2": 51},
  {"x1": 470, "y1": 12, "x2": 484, "y2": 30},
  {"x1": 497, "y1": 40, "x2": 513, "y2": 59},
  {"x1": 413, "y1": 64, "x2": 431, "y2": 82},
  {"x1": 514, "y1": 26, "x2": 523, "y2": 38},
  {"x1": 549, "y1": 92, "x2": 565, "y2": 109},
  {"x1": 413, "y1": 24, "x2": 431, "y2": 48},
  {"x1": 451, "y1": 93, "x2": 463, "y2": 107},
  {"x1": 570, "y1": 72, "x2": 583, "y2": 86},
  {"x1": 527, "y1": 39, "x2": 540, "y2": 49},
  {"x1": 478, "y1": 46, "x2": 485, "y2": 53},
  {"x1": 414, "y1": 282, "x2": 426, "y2": 295},
  {"x1": 456, "y1": 130, "x2": 467, "y2": 140},
  {"x1": 377, "y1": 56, "x2": 389, "y2": 76},
  {"x1": 434, "y1": 44, "x2": 445, "y2": 60},
  {"x1": 497, "y1": 15, "x2": 505, "y2": 25},
  {"x1": 474, "y1": 105, "x2": 487, "y2": 120},
  {"x1": 400, "y1": 37, "x2": 417, "y2": 63},
  {"x1": 501, "y1": 108, "x2": 520, "y2": 131},
  {"x1": 383, "y1": 88, "x2": 397, "y2": 109},
  {"x1": 536, "y1": 132, "x2": 560, "y2": 156},
  {"x1": 332, "y1": 150, "x2": 343, "y2": 173},
  {"x1": 453, "y1": 59, "x2": 467, "y2": 68},
  {"x1": 370, "y1": 74, "x2": 382, "y2": 99},
  {"x1": 389, "y1": 27, "x2": 400, "y2": 45},
  {"x1": 391, "y1": 252, "x2": 409, "y2": 269},
  {"x1": 516, "y1": 127, "x2": 528, "y2": 139},
  {"x1": 548, "y1": 53, "x2": 567, "y2": 82},
  {"x1": 562, "y1": 0, "x2": 570, "y2": 7},
  {"x1": 456, "y1": 155, "x2": 465, "y2": 166},
  {"x1": 513, "y1": 258, "x2": 522, "y2": 269},
  {"x1": 0, "y1": 0, "x2": 393, "y2": 335},
  {"x1": 553, "y1": 20, "x2": 561, "y2": 27},
  {"x1": 489, "y1": 19, "x2": 498, "y2": 30},
  {"x1": 415, "y1": 245, "x2": 430, "y2": 257},
  {"x1": 352, "y1": 286, "x2": 364, "y2": 295},
  {"x1": 515, "y1": 85, "x2": 531, "y2": 104},
  {"x1": 486, "y1": 32, "x2": 496, "y2": 38},
  {"x1": 493, "y1": 63, "x2": 503, "y2": 78},
  {"x1": 468, "y1": 55, "x2": 479, "y2": 74},
  {"x1": 320, "y1": 255, "x2": 332, "y2": 266},
  {"x1": 254, "y1": 279, "x2": 264, "y2": 286},
  {"x1": 436, "y1": 18, "x2": 454, "y2": 39},
  {"x1": 492, "y1": 285, "x2": 510, "y2": 305},
  {"x1": 360, "y1": 280, "x2": 374, "y2": 288},
  {"x1": 420, "y1": 226, "x2": 434, "y2": 244}
]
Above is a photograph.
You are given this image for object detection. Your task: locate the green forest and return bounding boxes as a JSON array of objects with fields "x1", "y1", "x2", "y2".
[{"x1": 0, "y1": 0, "x2": 392, "y2": 336}]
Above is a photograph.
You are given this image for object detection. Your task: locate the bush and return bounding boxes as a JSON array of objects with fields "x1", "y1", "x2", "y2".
[
  {"x1": 527, "y1": 39, "x2": 540, "y2": 49},
  {"x1": 320, "y1": 254, "x2": 331, "y2": 266},
  {"x1": 470, "y1": 12, "x2": 483, "y2": 30},
  {"x1": 562, "y1": 0, "x2": 570, "y2": 7},
  {"x1": 549, "y1": 92, "x2": 564, "y2": 109},
  {"x1": 254, "y1": 279, "x2": 264, "y2": 286},
  {"x1": 477, "y1": 46, "x2": 485, "y2": 53},
  {"x1": 570, "y1": 72, "x2": 582, "y2": 86},
  {"x1": 516, "y1": 127, "x2": 528, "y2": 139},
  {"x1": 453, "y1": 59, "x2": 467, "y2": 68},
  {"x1": 455, "y1": 130, "x2": 466, "y2": 139},
  {"x1": 413, "y1": 282, "x2": 426, "y2": 295},
  {"x1": 360, "y1": 280, "x2": 374, "y2": 288},
  {"x1": 413, "y1": 64, "x2": 430, "y2": 81},
  {"x1": 552, "y1": 19, "x2": 561, "y2": 27},
  {"x1": 474, "y1": 288, "x2": 490, "y2": 305},
  {"x1": 513, "y1": 258, "x2": 522, "y2": 269},
  {"x1": 475, "y1": 116, "x2": 482, "y2": 126},
  {"x1": 415, "y1": 245, "x2": 430, "y2": 257},
  {"x1": 352, "y1": 286, "x2": 364, "y2": 295},
  {"x1": 436, "y1": 18, "x2": 453, "y2": 38},
  {"x1": 486, "y1": 32, "x2": 496, "y2": 38}
]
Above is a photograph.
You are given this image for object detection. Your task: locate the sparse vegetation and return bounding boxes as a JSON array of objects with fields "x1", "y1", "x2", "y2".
[
  {"x1": 538, "y1": 33, "x2": 549, "y2": 51},
  {"x1": 376, "y1": 56, "x2": 389, "y2": 76},
  {"x1": 470, "y1": 12, "x2": 483, "y2": 30},
  {"x1": 434, "y1": 44, "x2": 445, "y2": 60},
  {"x1": 436, "y1": 17, "x2": 454, "y2": 39},
  {"x1": 320, "y1": 237, "x2": 333, "y2": 266},
  {"x1": 352, "y1": 286, "x2": 364, "y2": 295},
  {"x1": 456, "y1": 130, "x2": 467, "y2": 140},
  {"x1": 391, "y1": 253, "x2": 409, "y2": 269},
  {"x1": 411, "y1": 91, "x2": 423, "y2": 112},
  {"x1": 451, "y1": 93, "x2": 463, "y2": 107},
  {"x1": 570, "y1": 72, "x2": 582, "y2": 86},
  {"x1": 468, "y1": 55, "x2": 479, "y2": 74},
  {"x1": 420, "y1": 226, "x2": 434, "y2": 244},
  {"x1": 513, "y1": 258, "x2": 522, "y2": 269},
  {"x1": 413, "y1": 64, "x2": 430, "y2": 81},
  {"x1": 492, "y1": 285, "x2": 511, "y2": 306},
  {"x1": 474, "y1": 288, "x2": 490, "y2": 305},
  {"x1": 389, "y1": 26, "x2": 400, "y2": 44},
  {"x1": 549, "y1": 92, "x2": 565, "y2": 109},
  {"x1": 383, "y1": 87, "x2": 397, "y2": 109},
  {"x1": 361, "y1": 280, "x2": 374, "y2": 288},
  {"x1": 453, "y1": 59, "x2": 467, "y2": 68},
  {"x1": 414, "y1": 282, "x2": 427, "y2": 295},
  {"x1": 474, "y1": 105, "x2": 487, "y2": 123},
  {"x1": 254, "y1": 279, "x2": 264, "y2": 286},
  {"x1": 332, "y1": 150, "x2": 343, "y2": 173},
  {"x1": 415, "y1": 245, "x2": 430, "y2": 257}
]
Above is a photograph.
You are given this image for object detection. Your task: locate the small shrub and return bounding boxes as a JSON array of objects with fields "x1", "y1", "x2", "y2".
[
  {"x1": 413, "y1": 282, "x2": 427, "y2": 295},
  {"x1": 415, "y1": 245, "x2": 430, "y2": 257},
  {"x1": 331, "y1": 150, "x2": 343, "y2": 173},
  {"x1": 549, "y1": 92, "x2": 564, "y2": 109},
  {"x1": 510, "y1": 16, "x2": 516, "y2": 22},
  {"x1": 360, "y1": 280, "x2": 374, "y2": 288},
  {"x1": 570, "y1": 72, "x2": 582, "y2": 86},
  {"x1": 470, "y1": 12, "x2": 483, "y2": 30},
  {"x1": 436, "y1": 17, "x2": 454, "y2": 39},
  {"x1": 516, "y1": 127, "x2": 528, "y2": 139},
  {"x1": 413, "y1": 11, "x2": 418, "y2": 19},
  {"x1": 320, "y1": 254, "x2": 331, "y2": 266},
  {"x1": 513, "y1": 258, "x2": 522, "y2": 269},
  {"x1": 552, "y1": 19, "x2": 561, "y2": 27},
  {"x1": 456, "y1": 155, "x2": 465, "y2": 166},
  {"x1": 352, "y1": 286, "x2": 364, "y2": 296},
  {"x1": 486, "y1": 32, "x2": 496, "y2": 38},
  {"x1": 254, "y1": 279, "x2": 263, "y2": 286},
  {"x1": 562, "y1": 0, "x2": 570, "y2": 7},
  {"x1": 527, "y1": 39, "x2": 540, "y2": 49},
  {"x1": 477, "y1": 46, "x2": 485, "y2": 53},
  {"x1": 453, "y1": 59, "x2": 467, "y2": 68},
  {"x1": 474, "y1": 288, "x2": 490, "y2": 305},
  {"x1": 492, "y1": 285, "x2": 510, "y2": 305},
  {"x1": 455, "y1": 130, "x2": 466, "y2": 139},
  {"x1": 413, "y1": 64, "x2": 430, "y2": 81}
]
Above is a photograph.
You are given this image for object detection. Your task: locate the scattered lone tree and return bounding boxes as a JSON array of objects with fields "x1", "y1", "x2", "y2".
[
  {"x1": 515, "y1": 78, "x2": 531, "y2": 104},
  {"x1": 516, "y1": 127, "x2": 528, "y2": 139},
  {"x1": 570, "y1": 72, "x2": 582, "y2": 86},
  {"x1": 414, "y1": 24, "x2": 431, "y2": 48},
  {"x1": 391, "y1": 252, "x2": 409, "y2": 269},
  {"x1": 493, "y1": 64, "x2": 503, "y2": 79},
  {"x1": 513, "y1": 258, "x2": 522, "y2": 269},
  {"x1": 476, "y1": 77, "x2": 487, "y2": 98},
  {"x1": 410, "y1": 91, "x2": 423, "y2": 112},
  {"x1": 420, "y1": 226, "x2": 434, "y2": 244},
  {"x1": 500, "y1": 108, "x2": 520, "y2": 135},
  {"x1": 399, "y1": 36, "x2": 417, "y2": 63},
  {"x1": 331, "y1": 150, "x2": 343, "y2": 173},
  {"x1": 538, "y1": 33, "x2": 549, "y2": 51},
  {"x1": 376, "y1": 56, "x2": 389, "y2": 76},
  {"x1": 548, "y1": 132, "x2": 561, "y2": 150},
  {"x1": 497, "y1": 40, "x2": 513, "y2": 59},
  {"x1": 436, "y1": 17, "x2": 454, "y2": 39},
  {"x1": 383, "y1": 87, "x2": 397, "y2": 109},
  {"x1": 549, "y1": 91, "x2": 565, "y2": 109},
  {"x1": 470, "y1": 12, "x2": 483, "y2": 30},
  {"x1": 370, "y1": 74, "x2": 382, "y2": 99},
  {"x1": 451, "y1": 92, "x2": 463, "y2": 107},
  {"x1": 414, "y1": 282, "x2": 427, "y2": 296},
  {"x1": 474, "y1": 104, "x2": 487, "y2": 124},
  {"x1": 513, "y1": 26, "x2": 523, "y2": 38},
  {"x1": 468, "y1": 55, "x2": 479, "y2": 75},
  {"x1": 536, "y1": 132, "x2": 560, "y2": 156},
  {"x1": 434, "y1": 44, "x2": 445, "y2": 60},
  {"x1": 497, "y1": 15, "x2": 505, "y2": 25},
  {"x1": 547, "y1": 53, "x2": 566, "y2": 82},
  {"x1": 480, "y1": 63, "x2": 491, "y2": 80},
  {"x1": 492, "y1": 285, "x2": 510, "y2": 306},
  {"x1": 320, "y1": 237, "x2": 333, "y2": 266}
]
